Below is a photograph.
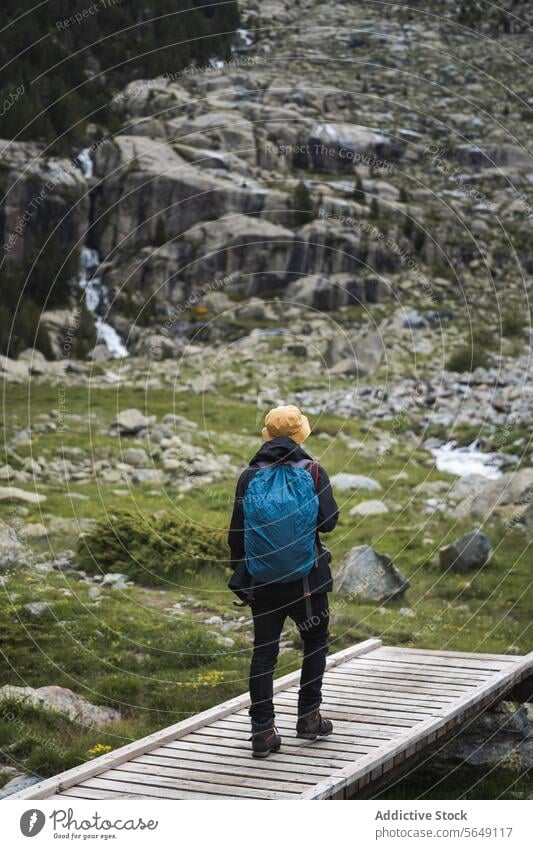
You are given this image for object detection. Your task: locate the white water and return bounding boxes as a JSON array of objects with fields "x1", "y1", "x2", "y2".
[
  {"x1": 75, "y1": 146, "x2": 129, "y2": 359},
  {"x1": 236, "y1": 28, "x2": 253, "y2": 47},
  {"x1": 76, "y1": 147, "x2": 93, "y2": 178},
  {"x1": 95, "y1": 317, "x2": 129, "y2": 358},
  {"x1": 431, "y1": 440, "x2": 502, "y2": 480}
]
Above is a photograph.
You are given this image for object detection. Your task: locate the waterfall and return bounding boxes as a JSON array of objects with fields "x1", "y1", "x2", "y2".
[{"x1": 76, "y1": 150, "x2": 128, "y2": 359}]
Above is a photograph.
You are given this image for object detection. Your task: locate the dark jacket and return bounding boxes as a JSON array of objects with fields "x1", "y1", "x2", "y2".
[{"x1": 227, "y1": 436, "x2": 339, "y2": 602}]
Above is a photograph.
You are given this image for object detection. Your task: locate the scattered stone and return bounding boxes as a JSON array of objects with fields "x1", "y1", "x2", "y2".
[
  {"x1": 0, "y1": 684, "x2": 121, "y2": 727},
  {"x1": 349, "y1": 499, "x2": 389, "y2": 516},
  {"x1": 101, "y1": 573, "x2": 131, "y2": 589},
  {"x1": 0, "y1": 519, "x2": 27, "y2": 570},
  {"x1": 111, "y1": 409, "x2": 152, "y2": 435},
  {"x1": 121, "y1": 447, "x2": 150, "y2": 467},
  {"x1": 336, "y1": 544, "x2": 410, "y2": 602},
  {"x1": 205, "y1": 615, "x2": 224, "y2": 626},
  {"x1": 399, "y1": 607, "x2": 416, "y2": 618},
  {"x1": 22, "y1": 602, "x2": 52, "y2": 617},
  {"x1": 330, "y1": 473, "x2": 382, "y2": 492},
  {"x1": 0, "y1": 486, "x2": 46, "y2": 504},
  {"x1": 20, "y1": 523, "x2": 48, "y2": 541},
  {"x1": 439, "y1": 529, "x2": 492, "y2": 572}
]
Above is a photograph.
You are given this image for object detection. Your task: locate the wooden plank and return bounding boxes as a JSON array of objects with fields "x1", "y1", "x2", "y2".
[
  {"x1": 55, "y1": 788, "x2": 149, "y2": 800},
  {"x1": 299, "y1": 651, "x2": 533, "y2": 798},
  {"x1": 345, "y1": 658, "x2": 491, "y2": 682},
  {"x1": 163, "y1": 739, "x2": 351, "y2": 770},
  {"x1": 189, "y1": 724, "x2": 376, "y2": 757},
  {"x1": 278, "y1": 690, "x2": 439, "y2": 718},
  {"x1": 273, "y1": 697, "x2": 418, "y2": 727},
  {"x1": 320, "y1": 682, "x2": 455, "y2": 706},
  {"x1": 212, "y1": 718, "x2": 383, "y2": 748},
  {"x1": 86, "y1": 771, "x2": 294, "y2": 800},
  {"x1": 8, "y1": 637, "x2": 382, "y2": 799},
  {"x1": 77, "y1": 779, "x2": 237, "y2": 800},
  {"x1": 332, "y1": 665, "x2": 486, "y2": 687},
  {"x1": 377, "y1": 647, "x2": 523, "y2": 663},
  {"x1": 137, "y1": 751, "x2": 328, "y2": 782},
  {"x1": 211, "y1": 715, "x2": 381, "y2": 744},
  {"x1": 373, "y1": 649, "x2": 514, "y2": 672},
  {"x1": 177, "y1": 731, "x2": 365, "y2": 761},
  {"x1": 116, "y1": 760, "x2": 308, "y2": 794},
  {"x1": 227, "y1": 710, "x2": 400, "y2": 738},
  {"x1": 324, "y1": 670, "x2": 470, "y2": 696}
]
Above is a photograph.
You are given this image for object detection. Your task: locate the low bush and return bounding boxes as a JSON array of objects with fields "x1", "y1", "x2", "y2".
[{"x1": 75, "y1": 510, "x2": 228, "y2": 586}]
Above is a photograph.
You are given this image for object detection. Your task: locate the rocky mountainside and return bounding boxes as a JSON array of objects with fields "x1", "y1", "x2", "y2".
[{"x1": 1, "y1": 0, "x2": 531, "y2": 362}]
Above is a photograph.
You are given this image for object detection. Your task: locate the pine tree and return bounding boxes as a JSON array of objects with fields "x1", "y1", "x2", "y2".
[
  {"x1": 353, "y1": 173, "x2": 366, "y2": 204},
  {"x1": 292, "y1": 181, "x2": 315, "y2": 226}
]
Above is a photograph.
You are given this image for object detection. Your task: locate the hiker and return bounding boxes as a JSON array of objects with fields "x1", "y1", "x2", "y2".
[{"x1": 228, "y1": 404, "x2": 339, "y2": 758}]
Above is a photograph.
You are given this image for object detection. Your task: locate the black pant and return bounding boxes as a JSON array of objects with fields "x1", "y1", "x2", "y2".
[{"x1": 249, "y1": 590, "x2": 329, "y2": 725}]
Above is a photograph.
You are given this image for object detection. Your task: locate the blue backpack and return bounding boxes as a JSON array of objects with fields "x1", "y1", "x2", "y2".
[{"x1": 243, "y1": 459, "x2": 319, "y2": 585}]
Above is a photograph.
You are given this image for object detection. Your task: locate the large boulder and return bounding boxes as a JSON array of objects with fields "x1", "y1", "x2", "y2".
[
  {"x1": 285, "y1": 272, "x2": 389, "y2": 312},
  {"x1": 439, "y1": 529, "x2": 492, "y2": 572},
  {"x1": 0, "y1": 685, "x2": 120, "y2": 727},
  {"x1": 325, "y1": 331, "x2": 385, "y2": 375},
  {"x1": 455, "y1": 469, "x2": 533, "y2": 521},
  {"x1": 336, "y1": 544, "x2": 409, "y2": 602},
  {"x1": 182, "y1": 214, "x2": 295, "y2": 294}
]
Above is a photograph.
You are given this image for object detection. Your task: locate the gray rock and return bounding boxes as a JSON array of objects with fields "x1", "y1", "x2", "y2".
[
  {"x1": 122, "y1": 447, "x2": 150, "y2": 467},
  {"x1": 0, "y1": 774, "x2": 41, "y2": 799},
  {"x1": 0, "y1": 486, "x2": 46, "y2": 504},
  {"x1": 0, "y1": 519, "x2": 27, "y2": 570},
  {"x1": 455, "y1": 468, "x2": 533, "y2": 520},
  {"x1": 22, "y1": 602, "x2": 52, "y2": 617},
  {"x1": 132, "y1": 468, "x2": 161, "y2": 484},
  {"x1": 331, "y1": 473, "x2": 382, "y2": 492},
  {"x1": 102, "y1": 573, "x2": 131, "y2": 589},
  {"x1": 111, "y1": 408, "x2": 151, "y2": 435},
  {"x1": 336, "y1": 544, "x2": 409, "y2": 602},
  {"x1": 20, "y1": 523, "x2": 48, "y2": 541},
  {"x1": 0, "y1": 684, "x2": 120, "y2": 727},
  {"x1": 349, "y1": 499, "x2": 389, "y2": 516},
  {"x1": 439, "y1": 529, "x2": 492, "y2": 572}
]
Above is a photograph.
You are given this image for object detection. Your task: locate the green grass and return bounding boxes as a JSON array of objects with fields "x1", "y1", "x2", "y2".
[{"x1": 0, "y1": 379, "x2": 531, "y2": 795}]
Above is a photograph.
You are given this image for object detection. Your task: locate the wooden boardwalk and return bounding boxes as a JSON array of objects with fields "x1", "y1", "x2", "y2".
[{"x1": 10, "y1": 639, "x2": 533, "y2": 801}]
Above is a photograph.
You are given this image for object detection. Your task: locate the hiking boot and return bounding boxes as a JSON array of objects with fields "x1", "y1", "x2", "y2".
[
  {"x1": 250, "y1": 720, "x2": 281, "y2": 758},
  {"x1": 296, "y1": 709, "x2": 333, "y2": 739}
]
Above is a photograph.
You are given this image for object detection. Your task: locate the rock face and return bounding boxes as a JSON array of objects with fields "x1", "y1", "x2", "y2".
[
  {"x1": 431, "y1": 701, "x2": 533, "y2": 771},
  {"x1": 0, "y1": 520, "x2": 27, "y2": 570},
  {"x1": 0, "y1": 685, "x2": 121, "y2": 727},
  {"x1": 439, "y1": 529, "x2": 492, "y2": 572},
  {"x1": 0, "y1": 139, "x2": 88, "y2": 268},
  {"x1": 336, "y1": 544, "x2": 410, "y2": 601}
]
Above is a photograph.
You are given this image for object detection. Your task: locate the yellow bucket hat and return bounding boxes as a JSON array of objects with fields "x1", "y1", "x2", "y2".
[{"x1": 262, "y1": 404, "x2": 311, "y2": 444}]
